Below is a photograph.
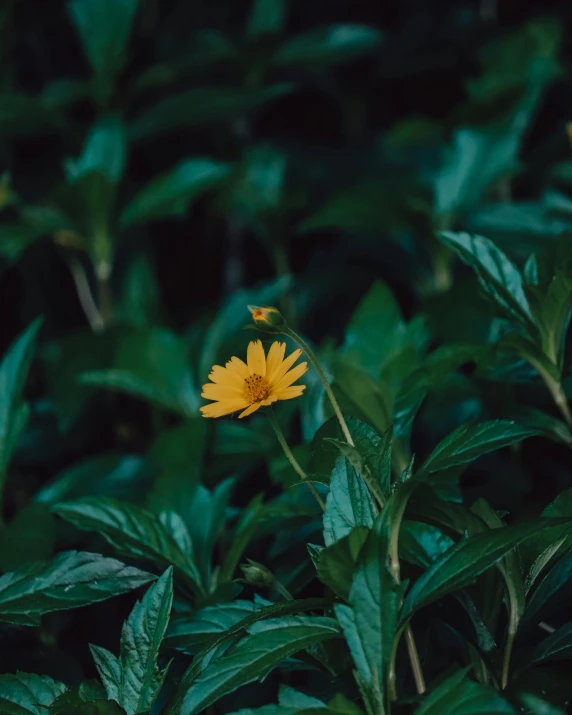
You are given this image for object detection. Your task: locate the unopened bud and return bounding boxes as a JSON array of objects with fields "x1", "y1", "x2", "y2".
[
  {"x1": 240, "y1": 559, "x2": 275, "y2": 587},
  {"x1": 248, "y1": 305, "x2": 286, "y2": 333}
]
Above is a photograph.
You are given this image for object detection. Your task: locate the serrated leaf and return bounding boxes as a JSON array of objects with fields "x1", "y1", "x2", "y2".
[
  {"x1": 120, "y1": 158, "x2": 231, "y2": 227},
  {"x1": 0, "y1": 672, "x2": 67, "y2": 715},
  {"x1": 54, "y1": 498, "x2": 203, "y2": 595},
  {"x1": 90, "y1": 645, "x2": 121, "y2": 703},
  {"x1": 316, "y1": 527, "x2": 369, "y2": 600},
  {"x1": 165, "y1": 600, "x2": 330, "y2": 715},
  {"x1": 348, "y1": 527, "x2": 404, "y2": 714},
  {"x1": 0, "y1": 551, "x2": 153, "y2": 626},
  {"x1": 402, "y1": 520, "x2": 565, "y2": 623},
  {"x1": 103, "y1": 568, "x2": 173, "y2": 715},
  {"x1": 167, "y1": 600, "x2": 261, "y2": 652},
  {"x1": 419, "y1": 420, "x2": 539, "y2": 475},
  {"x1": 323, "y1": 455, "x2": 376, "y2": 547},
  {"x1": 325, "y1": 439, "x2": 385, "y2": 507},
  {"x1": 438, "y1": 231, "x2": 535, "y2": 333},
  {"x1": 177, "y1": 617, "x2": 341, "y2": 715}
]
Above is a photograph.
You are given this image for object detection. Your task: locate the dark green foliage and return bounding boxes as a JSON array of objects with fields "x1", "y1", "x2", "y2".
[{"x1": 2, "y1": 1, "x2": 572, "y2": 714}]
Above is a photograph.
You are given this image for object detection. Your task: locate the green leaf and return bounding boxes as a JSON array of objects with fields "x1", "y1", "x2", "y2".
[
  {"x1": 316, "y1": 527, "x2": 369, "y2": 600},
  {"x1": 521, "y1": 552, "x2": 572, "y2": 632},
  {"x1": 331, "y1": 362, "x2": 392, "y2": 437},
  {"x1": 528, "y1": 275, "x2": 572, "y2": 370},
  {"x1": 35, "y1": 455, "x2": 149, "y2": 504},
  {"x1": 435, "y1": 127, "x2": 521, "y2": 218},
  {"x1": 341, "y1": 281, "x2": 405, "y2": 378},
  {"x1": 521, "y1": 488, "x2": 572, "y2": 579},
  {"x1": 220, "y1": 494, "x2": 267, "y2": 582},
  {"x1": 532, "y1": 622, "x2": 572, "y2": 664},
  {"x1": 50, "y1": 694, "x2": 126, "y2": 715},
  {"x1": 0, "y1": 672, "x2": 67, "y2": 715},
  {"x1": 347, "y1": 527, "x2": 404, "y2": 714},
  {"x1": 177, "y1": 617, "x2": 341, "y2": 715},
  {"x1": 120, "y1": 158, "x2": 231, "y2": 227},
  {"x1": 519, "y1": 692, "x2": 566, "y2": 715},
  {"x1": 68, "y1": 0, "x2": 139, "y2": 101},
  {"x1": 402, "y1": 520, "x2": 564, "y2": 623},
  {"x1": 438, "y1": 232, "x2": 535, "y2": 332},
  {"x1": 54, "y1": 497, "x2": 202, "y2": 595},
  {"x1": 323, "y1": 456, "x2": 376, "y2": 547},
  {"x1": 0, "y1": 319, "x2": 41, "y2": 491},
  {"x1": 413, "y1": 670, "x2": 515, "y2": 714},
  {"x1": 246, "y1": 0, "x2": 285, "y2": 37},
  {"x1": 274, "y1": 25, "x2": 382, "y2": 67},
  {"x1": 167, "y1": 600, "x2": 261, "y2": 652},
  {"x1": 94, "y1": 568, "x2": 173, "y2": 715},
  {"x1": 130, "y1": 85, "x2": 292, "y2": 141},
  {"x1": 65, "y1": 115, "x2": 125, "y2": 184},
  {"x1": 90, "y1": 646, "x2": 121, "y2": 703},
  {"x1": 399, "y1": 521, "x2": 455, "y2": 569},
  {"x1": 0, "y1": 551, "x2": 153, "y2": 626},
  {"x1": 419, "y1": 420, "x2": 539, "y2": 475},
  {"x1": 325, "y1": 439, "x2": 385, "y2": 508},
  {"x1": 79, "y1": 327, "x2": 198, "y2": 417}
]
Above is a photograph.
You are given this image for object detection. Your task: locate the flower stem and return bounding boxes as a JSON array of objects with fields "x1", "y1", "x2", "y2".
[
  {"x1": 501, "y1": 577, "x2": 520, "y2": 689},
  {"x1": 285, "y1": 328, "x2": 354, "y2": 447},
  {"x1": 267, "y1": 409, "x2": 325, "y2": 511}
]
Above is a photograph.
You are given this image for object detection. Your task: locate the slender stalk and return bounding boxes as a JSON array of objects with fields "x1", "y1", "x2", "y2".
[
  {"x1": 285, "y1": 328, "x2": 354, "y2": 447},
  {"x1": 273, "y1": 579, "x2": 294, "y2": 601},
  {"x1": 267, "y1": 409, "x2": 325, "y2": 511},
  {"x1": 501, "y1": 578, "x2": 520, "y2": 689},
  {"x1": 548, "y1": 380, "x2": 572, "y2": 428},
  {"x1": 65, "y1": 255, "x2": 105, "y2": 332},
  {"x1": 388, "y1": 500, "x2": 426, "y2": 697}
]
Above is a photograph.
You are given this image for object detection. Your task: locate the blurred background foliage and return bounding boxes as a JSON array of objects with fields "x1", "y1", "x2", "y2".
[{"x1": 3, "y1": 0, "x2": 572, "y2": 709}]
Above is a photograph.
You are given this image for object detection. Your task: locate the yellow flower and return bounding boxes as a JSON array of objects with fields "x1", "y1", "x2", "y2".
[{"x1": 200, "y1": 339, "x2": 308, "y2": 419}]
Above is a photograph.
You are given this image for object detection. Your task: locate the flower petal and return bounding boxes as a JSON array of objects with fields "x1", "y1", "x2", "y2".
[
  {"x1": 201, "y1": 383, "x2": 244, "y2": 400},
  {"x1": 225, "y1": 357, "x2": 250, "y2": 378},
  {"x1": 274, "y1": 385, "x2": 306, "y2": 401},
  {"x1": 208, "y1": 365, "x2": 244, "y2": 388},
  {"x1": 265, "y1": 342, "x2": 286, "y2": 382},
  {"x1": 247, "y1": 340, "x2": 266, "y2": 376},
  {"x1": 200, "y1": 398, "x2": 249, "y2": 418},
  {"x1": 268, "y1": 348, "x2": 302, "y2": 386},
  {"x1": 238, "y1": 402, "x2": 263, "y2": 418},
  {"x1": 260, "y1": 395, "x2": 279, "y2": 406},
  {"x1": 272, "y1": 362, "x2": 308, "y2": 392}
]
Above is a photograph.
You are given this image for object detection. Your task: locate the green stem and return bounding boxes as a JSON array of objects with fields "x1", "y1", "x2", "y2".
[
  {"x1": 273, "y1": 579, "x2": 294, "y2": 601},
  {"x1": 267, "y1": 409, "x2": 325, "y2": 511},
  {"x1": 285, "y1": 328, "x2": 354, "y2": 447},
  {"x1": 501, "y1": 578, "x2": 520, "y2": 689}
]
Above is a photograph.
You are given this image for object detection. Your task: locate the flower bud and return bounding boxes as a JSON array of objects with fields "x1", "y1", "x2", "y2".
[
  {"x1": 248, "y1": 305, "x2": 286, "y2": 333},
  {"x1": 240, "y1": 559, "x2": 275, "y2": 587}
]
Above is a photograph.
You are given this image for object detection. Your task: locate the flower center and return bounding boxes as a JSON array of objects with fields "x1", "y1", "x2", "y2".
[{"x1": 244, "y1": 374, "x2": 270, "y2": 403}]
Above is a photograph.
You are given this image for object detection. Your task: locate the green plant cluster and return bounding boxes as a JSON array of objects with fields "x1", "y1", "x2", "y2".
[{"x1": 2, "y1": 1, "x2": 572, "y2": 714}]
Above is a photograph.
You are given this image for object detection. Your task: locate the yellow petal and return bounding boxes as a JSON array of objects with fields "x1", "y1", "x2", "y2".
[
  {"x1": 247, "y1": 340, "x2": 266, "y2": 376},
  {"x1": 201, "y1": 383, "x2": 244, "y2": 400},
  {"x1": 266, "y1": 342, "x2": 286, "y2": 382},
  {"x1": 272, "y1": 362, "x2": 308, "y2": 392},
  {"x1": 274, "y1": 385, "x2": 306, "y2": 401},
  {"x1": 268, "y1": 348, "x2": 302, "y2": 386},
  {"x1": 260, "y1": 395, "x2": 279, "y2": 406},
  {"x1": 238, "y1": 402, "x2": 263, "y2": 418},
  {"x1": 208, "y1": 365, "x2": 244, "y2": 388},
  {"x1": 200, "y1": 398, "x2": 249, "y2": 418},
  {"x1": 225, "y1": 357, "x2": 250, "y2": 378}
]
